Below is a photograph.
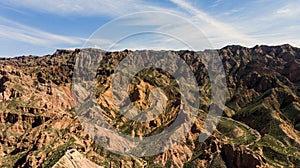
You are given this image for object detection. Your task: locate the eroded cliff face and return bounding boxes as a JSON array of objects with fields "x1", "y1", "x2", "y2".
[{"x1": 0, "y1": 45, "x2": 299, "y2": 167}]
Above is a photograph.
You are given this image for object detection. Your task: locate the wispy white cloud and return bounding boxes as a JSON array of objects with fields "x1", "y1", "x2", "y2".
[
  {"x1": 0, "y1": 4, "x2": 27, "y2": 15},
  {"x1": 0, "y1": 17, "x2": 85, "y2": 47},
  {"x1": 222, "y1": 9, "x2": 241, "y2": 16},
  {"x1": 83, "y1": 11, "x2": 217, "y2": 51},
  {"x1": 1, "y1": 0, "x2": 169, "y2": 17},
  {"x1": 170, "y1": 0, "x2": 260, "y2": 47},
  {"x1": 222, "y1": 0, "x2": 300, "y2": 48},
  {"x1": 0, "y1": 0, "x2": 192, "y2": 55},
  {"x1": 273, "y1": 1, "x2": 300, "y2": 18},
  {"x1": 1, "y1": 0, "x2": 300, "y2": 57},
  {"x1": 211, "y1": 0, "x2": 224, "y2": 8}
]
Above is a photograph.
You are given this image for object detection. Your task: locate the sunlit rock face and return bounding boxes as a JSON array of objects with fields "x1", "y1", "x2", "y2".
[{"x1": 0, "y1": 44, "x2": 299, "y2": 167}]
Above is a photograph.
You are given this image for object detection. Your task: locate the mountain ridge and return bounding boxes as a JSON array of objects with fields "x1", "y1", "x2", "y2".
[
  {"x1": 0, "y1": 43, "x2": 298, "y2": 59},
  {"x1": 0, "y1": 44, "x2": 299, "y2": 167}
]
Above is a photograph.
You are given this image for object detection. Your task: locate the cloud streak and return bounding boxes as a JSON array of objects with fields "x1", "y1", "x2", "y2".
[
  {"x1": 0, "y1": 0, "x2": 300, "y2": 57},
  {"x1": 0, "y1": 17, "x2": 85, "y2": 47},
  {"x1": 273, "y1": 1, "x2": 300, "y2": 18},
  {"x1": 170, "y1": 0, "x2": 260, "y2": 47},
  {"x1": 1, "y1": 0, "x2": 169, "y2": 17}
]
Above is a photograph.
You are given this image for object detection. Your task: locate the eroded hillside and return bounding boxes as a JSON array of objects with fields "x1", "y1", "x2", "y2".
[{"x1": 0, "y1": 45, "x2": 299, "y2": 167}]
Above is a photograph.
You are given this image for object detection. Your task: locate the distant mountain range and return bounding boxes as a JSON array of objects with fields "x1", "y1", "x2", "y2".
[{"x1": 0, "y1": 44, "x2": 299, "y2": 167}]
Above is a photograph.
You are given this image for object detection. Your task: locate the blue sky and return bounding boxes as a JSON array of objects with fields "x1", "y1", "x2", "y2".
[{"x1": 0, "y1": 0, "x2": 300, "y2": 57}]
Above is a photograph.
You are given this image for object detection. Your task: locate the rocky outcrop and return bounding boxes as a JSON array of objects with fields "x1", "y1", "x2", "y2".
[
  {"x1": 0, "y1": 45, "x2": 299, "y2": 167},
  {"x1": 220, "y1": 143, "x2": 265, "y2": 168}
]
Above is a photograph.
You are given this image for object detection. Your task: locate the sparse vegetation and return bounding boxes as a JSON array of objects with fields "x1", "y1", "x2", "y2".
[{"x1": 0, "y1": 45, "x2": 300, "y2": 167}]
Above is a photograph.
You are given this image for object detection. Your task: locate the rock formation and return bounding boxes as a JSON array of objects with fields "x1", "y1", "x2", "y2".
[{"x1": 0, "y1": 44, "x2": 299, "y2": 167}]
